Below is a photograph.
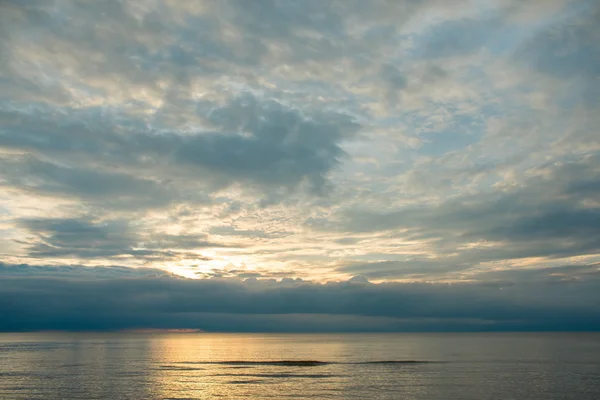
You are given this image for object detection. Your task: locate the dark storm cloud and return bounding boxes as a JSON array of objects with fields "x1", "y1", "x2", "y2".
[{"x1": 0, "y1": 263, "x2": 599, "y2": 332}]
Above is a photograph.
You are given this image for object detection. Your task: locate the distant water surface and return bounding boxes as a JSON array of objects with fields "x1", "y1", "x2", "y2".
[{"x1": 1, "y1": 332, "x2": 599, "y2": 399}]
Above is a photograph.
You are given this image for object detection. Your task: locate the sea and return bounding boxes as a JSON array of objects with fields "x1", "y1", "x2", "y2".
[{"x1": 1, "y1": 332, "x2": 599, "y2": 399}]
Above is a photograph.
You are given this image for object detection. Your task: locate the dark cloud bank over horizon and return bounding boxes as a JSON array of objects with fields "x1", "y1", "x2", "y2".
[{"x1": 1, "y1": 264, "x2": 599, "y2": 333}]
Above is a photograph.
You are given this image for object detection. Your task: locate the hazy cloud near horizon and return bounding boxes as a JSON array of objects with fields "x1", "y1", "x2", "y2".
[{"x1": 1, "y1": 0, "x2": 600, "y2": 330}]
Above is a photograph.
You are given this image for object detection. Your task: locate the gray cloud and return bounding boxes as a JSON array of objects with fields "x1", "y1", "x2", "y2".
[
  {"x1": 517, "y1": 2, "x2": 599, "y2": 78},
  {"x1": 194, "y1": 267, "x2": 298, "y2": 280},
  {"x1": 209, "y1": 225, "x2": 291, "y2": 239},
  {"x1": 379, "y1": 63, "x2": 408, "y2": 105},
  {"x1": 18, "y1": 217, "x2": 138, "y2": 258},
  {"x1": 338, "y1": 259, "x2": 473, "y2": 279},
  {"x1": 0, "y1": 155, "x2": 177, "y2": 209},
  {"x1": 341, "y1": 155, "x2": 600, "y2": 233},
  {"x1": 184, "y1": 94, "x2": 359, "y2": 191},
  {"x1": 0, "y1": 263, "x2": 599, "y2": 332},
  {"x1": 515, "y1": 2, "x2": 600, "y2": 107},
  {"x1": 1, "y1": 0, "x2": 599, "y2": 294},
  {"x1": 324, "y1": 154, "x2": 600, "y2": 276},
  {"x1": 477, "y1": 264, "x2": 600, "y2": 284},
  {"x1": 417, "y1": 16, "x2": 503, "y2": 58},
  {"x1": 15, "y1": 217, "x2": 223, "y2": 261},
  {"x1": 0, "y1": 0, "x2": 436, "y2": 104},
  {"x1": 0, "y1": 93, "x2": 358, "y2": 201},
  {"x1": 0, "y1": 263, "x2": 175, "y2": 279}
]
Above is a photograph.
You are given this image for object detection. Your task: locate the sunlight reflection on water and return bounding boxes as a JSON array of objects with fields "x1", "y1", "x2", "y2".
[{"x1": 1, "y1": 333, "x2": 599, "y2": 399}]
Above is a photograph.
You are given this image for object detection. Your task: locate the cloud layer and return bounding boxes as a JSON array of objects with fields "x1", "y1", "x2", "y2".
[
  {"x1": 1, "y1": 0, "x2": 600, "y2": 330},
  {"x1": 2, "y1": 263, "x2": 599, "y2": 332}
]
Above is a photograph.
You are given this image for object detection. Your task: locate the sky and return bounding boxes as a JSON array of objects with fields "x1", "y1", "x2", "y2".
[{"x1": 1, "y1": 0, "x2": 599, "y2": 332}]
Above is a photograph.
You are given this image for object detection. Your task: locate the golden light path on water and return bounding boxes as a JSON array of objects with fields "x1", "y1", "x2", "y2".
[
  {"x1": 2, "y1": 333, "x2": 600, "y2": 399},
  {"x1": 148, "y1": 334, "x2": 352, "y2": 398}
]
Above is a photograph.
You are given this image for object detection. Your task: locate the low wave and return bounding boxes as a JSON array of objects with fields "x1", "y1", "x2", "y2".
[
  {"x1": 196, "y1": 360, "x2": 330, "y2": 367},
  {"x1": 359, "y1": 360, "x2": 439, "y2": 364},
  {"x1": 214, "y1": 373, "x2": 337, "y2": 378},
  {"x1": 171, "y1": 360, "x2": 438, "y2": 367},
  {"x1": 156, "y1": 365, "x2": 205, "y2": 371}
]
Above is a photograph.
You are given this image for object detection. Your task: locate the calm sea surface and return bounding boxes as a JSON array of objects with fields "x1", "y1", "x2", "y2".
[{"x1": 1, "y1": 332, "x2": 599, "y2": 399}]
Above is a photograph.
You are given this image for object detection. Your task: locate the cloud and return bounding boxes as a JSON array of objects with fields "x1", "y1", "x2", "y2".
[
  {"x1": 0, "y1": 263, "x2": 175, "y2": 279},
  {"x1": 1, "y1": 0, "x2": 599, "y2": 289},
  {"x1": 338, "y1": 259, "x2": 472, "y2": 279},
  {"x1": 14, "y1": 217, "x2": 224, "y2": 262},
  {"x1": 1, "y1": 263, "x2": 599, "y2": 332},
  {"x1": 513, "y1": 1, "x2": 600, "y2": 108},
  {"x1": 0, "y1": 94, "x2": 358, "y2": 197},
  {"x1": 477, "y1": 263, "x2": 600, "y2": 283},
  {"x1": 516, "y1": 2, "x2": 599, "y2": 79},
  {"x1": 17, "y1": 217, "x2": 138, "y2": 259},
  {"x1": 416, "y1": 16, "x2": 503, "y2": 58},
  {"x1": 321, "y1": 154, "x2": 600, "y2": 277},
  {"x1": 0, "y1": 155, "x2": 177, "y2": 209},
  {"x1": 340, "y1": 154, "x2": 600, "y2": 232},
  {"x1": 182, "y1": 94, "x2": 359, "y2": 192},
  {"x1": 209, "y1": 225, "x2": 291, "y2": 239}
]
